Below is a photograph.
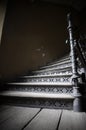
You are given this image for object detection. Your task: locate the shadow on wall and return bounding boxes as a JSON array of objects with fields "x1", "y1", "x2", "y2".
[{"x1": 0, "y1": 0, "x2": 71, "y2": 79}]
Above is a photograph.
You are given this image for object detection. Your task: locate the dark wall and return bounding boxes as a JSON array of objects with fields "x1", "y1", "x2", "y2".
[
  {"x1": 0, "y1": 1, "x2": 72, "y2": 79},
  {"x1": 79, "y1": 7, "x2": 86, "y2": 34},
  {"x1": 0, "y1": 0, "x2": 7, "y2": 45}
]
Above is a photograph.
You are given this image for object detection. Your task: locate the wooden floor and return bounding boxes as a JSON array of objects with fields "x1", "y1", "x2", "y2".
[{"x1": 0, "y1": 105, "x2": 86, "y2": 130}]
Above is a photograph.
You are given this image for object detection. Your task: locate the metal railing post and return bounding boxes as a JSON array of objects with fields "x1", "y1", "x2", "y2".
[{"x1": 67, "y1": 13, "x2": 82, "y2": 112}]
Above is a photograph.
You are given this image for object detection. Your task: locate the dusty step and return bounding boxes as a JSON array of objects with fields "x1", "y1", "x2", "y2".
[
  {"x1": 19, "y1": 69, "x2": 72, "y2": 78},
  {"x1": 44, "y1": 54, "x2": 70, "y2": 67},
  {"x1": 0, "y1": 91, "x2": 74, "y2": 109},
  {"x1": 2, "y1": 84, "x2": 73, "y2": 94},
  {"x1": 7, "y1": 81, "x2": 72, "y2": 86},
  {"x1": 13, "y1": 70, "x2": 72, "y2": 83},
  {"x1": 0, "y1": 91, "x2": 74, "y2": 99},
  {"x1": 34, "y1": 65, "x2": 72, "y2": 74},
  {"x1": 33, "y1": 68, "x2": 72, "y2": 77},
  {"x1": 0, "y1": 93, "x2": 73, "y2": 110},
  {"x1": 22, "y1": 72, "x2": 72, "y2": 78},
  {"x1": 21, "y1": 77, "x2": 71, "y2": 84},
  {"x1": 18, "y1": 73, "x2": 72, "y2": 83},
  {"x1": 40, "y1": 59, "x2": 71, "y2": 69}
]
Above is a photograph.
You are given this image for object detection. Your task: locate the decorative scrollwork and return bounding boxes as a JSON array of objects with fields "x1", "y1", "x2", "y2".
[
  {"x1": 27, "y1": 77, "x2": 71, "y2": 83},
  {"x1": 22, "y1": 98, "x2": 73, "y2": 109},
  {"x1": 8, "y1": 85, "x2": 73, "y2": 94},
  {"x1": 78, "y1": 36, "x2": 86, "y2": 62}
]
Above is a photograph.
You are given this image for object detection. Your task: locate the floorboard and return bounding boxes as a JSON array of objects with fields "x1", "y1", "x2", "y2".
[
  {"x1": 24, "y1": 109, "x2": 62, "y2": 130},
  {"x1": 0, "y1": 106, "x2": 23, "y2": 124},
  {"x1": 0, "y1": 105, "x2": 11, "y2": 112},
  {"x1": 59, "y1": 110, "x2": 86, "y2": 130},
  {"x1": 0, "y1": 105, "x2": 86, "y2": 130},
  {"x1": 0, "y1": 106, "x2": 40, "y2": 130}
]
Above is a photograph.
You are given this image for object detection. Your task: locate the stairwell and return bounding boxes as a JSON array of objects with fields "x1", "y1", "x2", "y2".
[{"x1": 0, "y1": 13, "x2": 86, "y2": 112}]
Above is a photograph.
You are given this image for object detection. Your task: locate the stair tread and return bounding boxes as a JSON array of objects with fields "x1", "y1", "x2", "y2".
[
  {"x1": 44, "y1": 55, "x2": 70, "y2": 66},
  {"x1": 41, "y1": 59, "x2": 71, "y2": 69},
  {"x1": 22, "y1": 73, "x2": 72, "y2": 78},
  {"x1": 0, "y1": 91, "x2": 74, "y2": 99},
  {"x1": 35, "y1": 65, "x2": 72, "y2": 73},
  {"x1": 8, "y1": 82, "x2": 72, "y2": 86}
]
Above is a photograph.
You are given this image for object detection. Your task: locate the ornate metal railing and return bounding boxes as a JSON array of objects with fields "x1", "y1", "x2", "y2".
[
  {"x1": 67, "y1": 13, "x2": 86, "y2": 112},
  {"x1": 75, "y1": 40, "x2": 86, "y2": 68},
  {"x1": 26, "y1": 77, "x2": 71, "y2": 83},
  {"x1": 78, "y1": 35, "x2": 86, "y2": 62}
]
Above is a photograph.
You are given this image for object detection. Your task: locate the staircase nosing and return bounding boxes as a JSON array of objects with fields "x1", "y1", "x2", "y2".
[
  {"x1": 45, "y1": 56, "x2": 70, "y2": 66},
  {"x1": 22, "y1": 73, "x2": 72, "y2": 78},
  {"x1": 0, "y1": 91, "x2": 74, "y2": 99},
  {"x1": 41, "y1": 60, "x2": 71, "y2": 69},
  {"x1": 34, "y1": 65, "x2": 72, "y2": 73},
  {"x1": 7, "y1": 82, "x2": 72, "y2": 86}
]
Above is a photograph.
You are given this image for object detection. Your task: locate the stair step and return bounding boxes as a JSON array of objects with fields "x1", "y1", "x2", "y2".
[
  {"x1": 34, "y1": 65, "x2": 72, "y2": 73},
  {"x1": 45, "y1": 54, "x2": 70, "y2": 66},
  {"x1": 22, "y1": 73, "x2": 72, "y2": 78},
  {"x1": 2, "y1": 84, "x2": 73, "y2": 95},
  {"x1": 41, "y1": 59, "x2": 71, "y2": 69},
  {"x1": 0, "y1": 91, "x2": 74, "y2": 99},
  {"x1": 32, "y1": 69, "x2": 72, "y2": 77},
  {"x1": 8, "y1": 82, "x2": 72, "y2": 86}
]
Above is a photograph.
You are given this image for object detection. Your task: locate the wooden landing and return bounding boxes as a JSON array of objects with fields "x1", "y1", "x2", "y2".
[{"x1": 0, "y1": 105, "x2": 86, "y2": 130}]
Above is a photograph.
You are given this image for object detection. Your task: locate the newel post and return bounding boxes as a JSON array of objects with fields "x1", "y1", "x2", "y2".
[{"x1": 67, "y1": 13, "x2": 82, "y2": 112}]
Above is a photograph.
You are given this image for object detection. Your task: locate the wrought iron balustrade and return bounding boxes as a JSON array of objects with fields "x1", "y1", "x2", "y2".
[{"x1": 67, "y1": 13, "x2": 86, "y2": 112}]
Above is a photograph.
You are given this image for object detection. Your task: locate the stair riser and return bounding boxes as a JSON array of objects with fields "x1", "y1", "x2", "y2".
[
  {"x1": 1, "y1": 85, "x2": 73, "y2": 94},
  {"x1": 16, "y1": 75, "x2": 71, "y2": 83},
  {"x1": 0, "y1": 96, "x2": 73, "y2": 110},
  {"x1": 23, "y1": 76, "x2": 71, "y2": 84},
  {"x1": 12, "y1": 75, "x2": 72, "y2": 84}
]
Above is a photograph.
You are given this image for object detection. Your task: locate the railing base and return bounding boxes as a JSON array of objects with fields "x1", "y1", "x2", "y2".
[{"x1": 73, "y1": 97, "x2": 83, "y2": 112}]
